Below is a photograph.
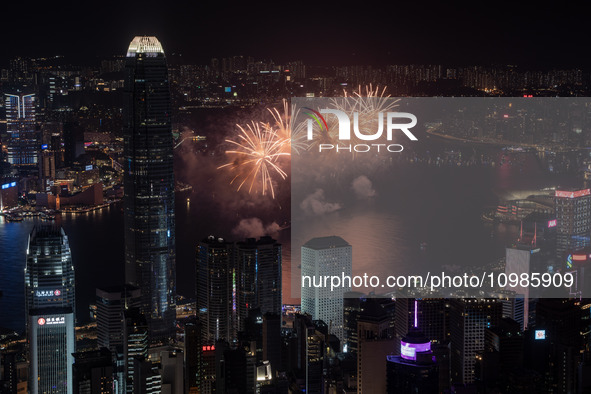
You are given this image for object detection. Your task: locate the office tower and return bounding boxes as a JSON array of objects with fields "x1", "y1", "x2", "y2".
[
  {"x1": 505, "y1": 243, "x2": 542, "y2": 329},
  {"x1": 156, "y1": 350, "x2": 183, "y2": 394},
  {"x1": 262, "y1": 313, "x2": 282, "y2": 376},
  {"x1": 96, "y1": 285, "x2": 141, "y2": 354},
  {"x1": 386, "y1": 329, "x2": 438, "y2": 393},
  {"x1": 25, "y1": 225, "x2": 76, "y2": 394},
  {"x1": 478, "y1": 318, "x2": 523, "y2": 389},
  {"x1": 343, "y1": 292, "x2": 365, "y2": 355},
  {"x1": 555, "y1": 188, "x2": 591, "y2": 259},
  {"x1": 357, "y1": 299, "x2": 396, "y2": 393},
  {"x1": 124, "y1": 309, "x2": 149, "y2": 393},
  {"x1": 123, "y1": 36, "x2": 176, "y2": 342},
  {"x1": 293, "y1": 314, "x2": 326, "y2": 394},
  {"x1": 196, "y1": 236, "x2": 236, "y2": 343},
  {"x1": 28, "y1": 308, "x2": 75, "y2": 394},
  {"x1": 132, "y1": 359, "x2": 161, "y2": 394},
  {"x1": 39, "y1": 149, "x2": 55, "y2": 190},
  {"x1": 199, "y1": 343, "x2": 219, "y2": 394},
  {"x1": 218, "y1": 347, "x2": 249, "y2": 393},
  {"x1": 301, "y1": 236, "x2": 352, "y2": 342},
  {"x1": 63, "y1": 120, "x2": 85, "y2": 167},
  {"x1": 432, "y1": 342, "x2": 451, "y2": 393},
  {"x1": 0, "y1": 181, "x2": 19, "y2": 210},
  {"x1": 493, "y1": 290, "x2": 526, "y2": 331},
  {"x1": 72, "y1": 348, "x2": 114, "y2": 394},
  {"x1": 530, "y1": 298, "x2": 587, "y2": 393},
  {"x1": 38, "y1": 122, "x2": 62, "y2": 187},
  {"x1": 4, "y1": 90, "x2": 38, "y2": 175},
  {"x1": 449, "y1": 299, "x2": 502, "y2": 385},
  {"x1": 25, "y1": 225, "x2": 75, "y2": 313},
  {"x1": 240, "y1": 307, "x2": 264, "y2": 366},
  {"x1": 235, "y1": 237, "x2": 282, "y2": 325},
  {"x1": 183, "y1": 318, "x2": 203, "y2": 393},
  {"x1": 395, "y1": 298, "x2": 447, "y2": 345}
]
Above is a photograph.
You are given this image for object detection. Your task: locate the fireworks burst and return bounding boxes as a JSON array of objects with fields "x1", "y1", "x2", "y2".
[
  {"x1": 220, "y1": 87, "x2": 397, "y2": 197},
  {"x1": 302, "y1": 84, "x2": 400, "y2": 152},
  {"x1": 264, "y1": 99, "x2": 308, "y2": 154},
  {"x1": 335, "y1": 84, "x2": 399, "y2": 119},
  {"x1": 218, "y1": 121, "x2": 289, "y2": 199}
]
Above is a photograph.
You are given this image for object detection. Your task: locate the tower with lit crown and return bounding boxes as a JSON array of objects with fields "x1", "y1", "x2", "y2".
[{"x1": 123, "y1": 36, "x2": 176, "y2": 342}]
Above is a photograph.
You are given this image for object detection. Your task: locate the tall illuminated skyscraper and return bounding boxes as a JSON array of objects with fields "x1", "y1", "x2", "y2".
[
  {"x1": 123, "y1": 36, "x2": 176, "y2": 342},
  {"x1": 301, "y1": 236, "x2": 352, "y2": 342},
  {"x1": 196, "y1": 236, "x2": 236, "y2": 343},
  {"x1": 25, "y1": 225, "x2": 76, "y2": 394},
  {"x1": 235, "y1": 236, "x2": 282, "y2": 323},
  {"x1": 4, "y1": 89, "x2": 38, "y2": 175},
  {"x1": 25, "y1": 225, "x2": 76, "y2": 318}
]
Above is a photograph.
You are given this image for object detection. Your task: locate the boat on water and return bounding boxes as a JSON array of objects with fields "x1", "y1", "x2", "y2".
[{"x1": 5, "y1": 214, "x2": 24, "y2": 222}]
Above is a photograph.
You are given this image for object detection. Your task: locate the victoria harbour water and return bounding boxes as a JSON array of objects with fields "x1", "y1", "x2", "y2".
[{"x1": 0, "y1": 107, "x2": 584, "y2": 333}]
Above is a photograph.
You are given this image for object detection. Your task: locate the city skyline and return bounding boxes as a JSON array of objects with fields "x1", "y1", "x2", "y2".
[{"x1": 4, "y1": 18, "x2": 591, "y2": 392}]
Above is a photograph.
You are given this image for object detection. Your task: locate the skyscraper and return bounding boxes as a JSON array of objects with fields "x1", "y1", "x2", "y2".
[
  {"x1": 196, "y1": 236, "x2": 236, "y2": 343},
  {"x1": 25, "y1": 225, "x2": 76, "y2": 394},
  {"x1": 29, "y1": 309, "x2": 75, "y2": 394},
  {"x1": 505, "y1": 242, "x2": 542, "y2": 330},
  {"x1": 235, "y1": 236, "x2": 282, "y2": 322},
  {"x1": 123, "y1": 308, "x2": 149, "y2": 393},
  {"x1": 96, "y1": 285, "x2": 141, "y2": 354},
  {"x1": 555, "y1": 188, "x2": 591, "y2": 259},
  {"x1": 4, "y1": 90, "x2": 38, "y2": 175},
  {"x1": 449, "y1": 299, "x2": 502, "y2": 385},
  {"x1": 123, "y1": 36, "x2": 176, "y2": 342},
  {"x1": 301, "y1": 236, "x2": 352, "y2": 343},
  {"x1": 72, "y1": 348, "x2": 114, "y2": 394},
  {"x1": 357, "y1": 299, "x2": 396, "y2": 393},
  {"x1": 25, "y1": 226, "x2": 75, "y2": 313}
]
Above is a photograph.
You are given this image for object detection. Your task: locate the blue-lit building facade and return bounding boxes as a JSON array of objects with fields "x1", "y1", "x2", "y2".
[
  {"x1": 123, "y1": 36, "x2": 176, "y2": 342},
  {"x1": 4, "y1": 91, "x2": 38, "y2": 175}
]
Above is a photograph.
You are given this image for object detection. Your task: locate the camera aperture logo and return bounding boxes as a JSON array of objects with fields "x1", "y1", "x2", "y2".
[{"x1": 302, "y1": 104, "x2": 418, "y2": 153}]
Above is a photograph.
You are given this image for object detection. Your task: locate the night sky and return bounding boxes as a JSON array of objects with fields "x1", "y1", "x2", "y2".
[{"x1": 4, "y1": 1, "x2": 591, "y2": 68}]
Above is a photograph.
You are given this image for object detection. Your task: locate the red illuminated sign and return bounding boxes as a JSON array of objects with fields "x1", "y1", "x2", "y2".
[
  {"x1": 573, "y1": 254, "x2": 587, "y2": 261},
  {"x1": 202, "y1": 345, "x2": 215, "y2": 352},
  {"x1": 38, "y1": 318, "x2": 46, "y2": 325},
  {"x1": 555, "y1": 189, "x2": 591, "y2": 199},
  {"x1": 547, "y1": 219, "x2": 557, "y2": 228}
]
